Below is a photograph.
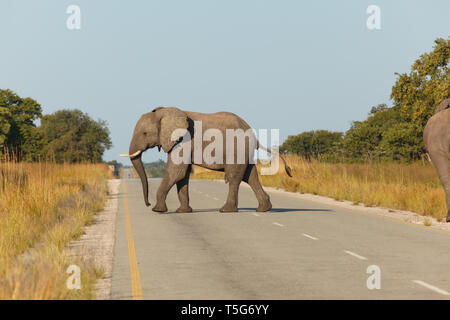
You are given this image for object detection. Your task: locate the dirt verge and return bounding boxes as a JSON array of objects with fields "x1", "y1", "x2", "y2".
[{"x1": 69, "y1": 179, "x2": 121, "y2": 299}]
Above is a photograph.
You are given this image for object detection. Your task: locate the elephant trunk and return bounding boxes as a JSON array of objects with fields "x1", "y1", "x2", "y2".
[{"x1": 131, "y1": 153, "x2": 150, "y2": 207}]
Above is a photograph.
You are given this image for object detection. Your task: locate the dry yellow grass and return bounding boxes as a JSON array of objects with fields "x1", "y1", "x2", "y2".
[
  {"x1": 191, "y1": 156, "x2": 447, "y2": 221},
  {"x1": 191, "y1": 165, "x2": 224, "y2": 179},
  {"x1": 0, "y1": 158, "x2": 110, "y2": 299}
]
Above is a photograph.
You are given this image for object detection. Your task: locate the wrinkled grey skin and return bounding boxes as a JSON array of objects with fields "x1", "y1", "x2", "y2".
[
  {"x1": 424, "y1": 98, "x2": 450, "y2": 222},
  {"x1": 128, "y1": 106, "x2": 291, "y2": 213}
]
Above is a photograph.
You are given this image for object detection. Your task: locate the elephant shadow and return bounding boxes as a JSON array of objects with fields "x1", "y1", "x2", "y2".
[
  {"x1": 239, "y1": 207, "x2": 334, "y2": 213},
  {"x1": 162, "y1": 207, "x2": 334, "y2": 214}
]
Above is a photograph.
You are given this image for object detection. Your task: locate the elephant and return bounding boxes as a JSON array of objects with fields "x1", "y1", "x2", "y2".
[
  {"x1": 122, "y1": 106, "x2": 292, "y2": 213},
  {"x1": 423, "y1": 98, "x2": 450, "y2": 222}
]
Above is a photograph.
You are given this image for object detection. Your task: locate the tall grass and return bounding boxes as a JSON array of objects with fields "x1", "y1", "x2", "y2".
[
  {"x1": 0, "y1": 156, "x2": 109, "y2": 299},
  {"x1": 191, "y1": 156, "x2": 447, "y2": 221}
]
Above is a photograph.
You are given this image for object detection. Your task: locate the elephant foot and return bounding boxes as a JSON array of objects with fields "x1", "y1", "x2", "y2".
[
  {"x1": 176, "y1": 206, "x2": 193, "y2": 213},
  {"x1": 446, "y1": 212, "x2": 450, "y2": 223},
  {"x1": 219, "y1": 204, "x2": 238, "y2": 213},
  {"x1": 256, "y1": 201, "x2": 272, "y2": 212},
  {"x1": 152, "y1": 203, "x2": 168, "y2": 213}
]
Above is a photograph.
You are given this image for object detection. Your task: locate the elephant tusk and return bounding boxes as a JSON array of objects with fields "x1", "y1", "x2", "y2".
[{"x1": 120, "y1": 150, "x2": 142, "y2": 158}]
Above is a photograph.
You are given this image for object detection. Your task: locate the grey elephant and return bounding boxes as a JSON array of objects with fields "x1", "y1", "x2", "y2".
[
  {"x1": 423, "y1": 98, "x2": 450, "y2": 222},
  {"x1": 122, "y1": 107, "x2": 292, "y2": 213}
]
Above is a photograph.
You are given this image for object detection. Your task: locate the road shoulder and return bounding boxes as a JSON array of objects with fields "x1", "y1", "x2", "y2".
[{"x1": 69, "y1": 179, "x2": 121, "y2": 299}]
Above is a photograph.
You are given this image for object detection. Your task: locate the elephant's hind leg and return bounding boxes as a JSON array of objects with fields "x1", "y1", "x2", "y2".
[
  {"x1": 176, "y1": 165, "x2": 193, "y2": 213},
  {"x1": 428, "y1": 149, "x2": 450, "y2": 222},
  {"x1": 220, "y1": 164, "x2": 246, "y2": 213},
  {"x1": 243, "y1": 164, "x2": 272, "y2": 212}
]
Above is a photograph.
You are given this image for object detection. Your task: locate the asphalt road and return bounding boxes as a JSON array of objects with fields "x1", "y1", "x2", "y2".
[{"x1": 111, "y1": 177, "x2": 450, "y2": 300}]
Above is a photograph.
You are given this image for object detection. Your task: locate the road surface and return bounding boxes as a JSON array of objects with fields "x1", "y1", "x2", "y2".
[{"x1": 111, "y1": 177, "x2": 450, "y2": 299}]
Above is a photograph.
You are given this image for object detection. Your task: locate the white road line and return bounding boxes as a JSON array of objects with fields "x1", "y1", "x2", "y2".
[
  {"x1": 212, "y1": 197, "x2": 219, "y2": 201},
  {"x1": 344, "y1": 250, "x2": 368, "y2": 261},
  {"x1": 273, "y1": 222, "x2": 284, "y2": 227},
  {"x1": 253, "y1": 213, "x2": 260, "y2": 217},
  {"x1": 412, "y1": 280, "x2": 450, "y2": 296},
  {"x1": 302, "y1": 233, "x2": 319, "y2": 240}
]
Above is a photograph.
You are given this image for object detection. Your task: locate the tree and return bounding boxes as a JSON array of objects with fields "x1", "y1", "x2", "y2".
[
  {"x1": 41, "y1": 109, "x2": 112, "y2": 162},
  {"x1": 0, "y1": 89, "x2": 43, "y2": 160},
  {"x1": 106, "y1": 160, "x2": 124, "y2": 177},
  {"x1": 391, "y1": 37, "x2": 449, "y2": 126},
  {"x1": 379, "y1": 122, "x2": 423, "y2": 161},
  {"x1": 144, "y1": 160, "x2": 166, "y2": 178},
  {"x1": 280, "y1": 130, "x2": 343, "y2": 160},
  {"x1": 342, "y1": 104, "x2": 402, "y2": 161},
  {"x1": 281, "y1": 38, "x2": 448, "y2": 163},
  {"x1": 280, "y1": 133, "x2": 312, "y2": 156},
  {"x1": 106, "y1": 160, "x2": 123, "y2": 168},
  {"x1": 343, "y1": 120, "x2": 380, "y2": 161}
]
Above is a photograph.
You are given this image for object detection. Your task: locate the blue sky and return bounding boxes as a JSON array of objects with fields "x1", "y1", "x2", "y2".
[{"x1": 0, "y1": 1, "x2": 448, "y2": 163}]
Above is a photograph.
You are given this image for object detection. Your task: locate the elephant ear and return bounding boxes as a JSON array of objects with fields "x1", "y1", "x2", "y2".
[{"x1": 159, "y1": 108, "x2": 189, "y2": 153}]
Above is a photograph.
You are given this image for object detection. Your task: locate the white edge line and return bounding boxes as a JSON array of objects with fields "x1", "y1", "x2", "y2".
[
  {"x1": 302, "y1": 233, "x2": 319, "y2": 240},
  {"x1": 344, "y1": 250, "x2": 368, "y2": 261},
  {"x1": 412, "y1": 280, "x2": 450, "y2": 296},
  {"x1": 273, "y1": 222, "x2": 284, "y2": 227}
]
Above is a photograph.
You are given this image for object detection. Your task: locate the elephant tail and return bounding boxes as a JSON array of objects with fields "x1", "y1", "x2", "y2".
[{"x1": 256, "y1": 142, "x2": 293, "y2": 177}]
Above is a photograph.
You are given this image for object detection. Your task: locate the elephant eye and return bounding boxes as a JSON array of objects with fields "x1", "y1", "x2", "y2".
[{"x1": 143, "y1": 132, "x2": 147, "y2": 136}]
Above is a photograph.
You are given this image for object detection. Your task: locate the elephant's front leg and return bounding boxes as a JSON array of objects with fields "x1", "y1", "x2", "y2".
[
  {"x1": 176, "y1": 165, "x2": 193, "y2": 213},
  {"x1": 153, "y1": 158, "x2": 190, "y2": 213},
  {"x1": 152, "y1": 177, "x2": 170, "y2": 213}
]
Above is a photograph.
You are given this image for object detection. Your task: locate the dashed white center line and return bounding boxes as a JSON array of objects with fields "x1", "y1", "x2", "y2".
[
  {"x1": 212, "y1": 197, "x2": 219, "y2": 201},
  {"x1": 412, "y1": 280, "x2": 450, "y2": 296},
  {"x1": 302, "y1": 233, "x2": 319, "y2": 240},
  {"x1": 253, "y1": 213, "x2": 260, "y2": 217},
  {"x1": 344, "y1": 250, "x2": 368, "y2": 261},
  {"x1": 273, "y1": 222, "x2": 284, "y2": 227}
]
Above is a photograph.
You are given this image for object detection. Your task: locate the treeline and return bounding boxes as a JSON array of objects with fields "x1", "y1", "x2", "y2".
[
  {"x1": 0, "y1": 89, "x2": 111, "y2": 162},
  {"x1": 124, "y1": 160, "x2": 166, "y2": 178},
  {"x1": 144, "y1": 160, "x2": 166, "y2": 178},
  {"x1": 281, "y1": 38, "x2": 449, "y2": 163}
]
